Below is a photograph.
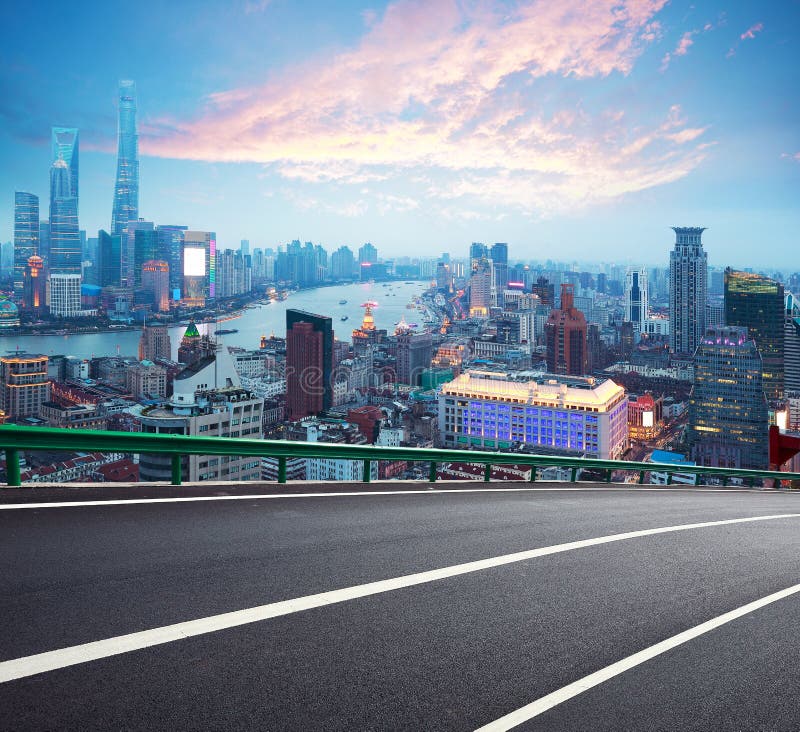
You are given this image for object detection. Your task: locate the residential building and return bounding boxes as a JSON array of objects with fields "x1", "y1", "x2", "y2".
[
  {"x1": 469, "y1": 256, "x2": 492, "y2": 318},
  {"x1": 545, "y1": 284, "x2": 587, "y2": 375},
  {"x1": 438, "y1": 370, "x2": 628, "y2": 459},
  {"x1": 0, "y1": 353, "x2": 50, "y2": 420},
  {"x1": 126, "y1": 360, "x2": 167, "y2": 400},
  {"x1": 48, "y1": 273, "x2": 82, "y2": 317},
  {"x1": 40, "y1": 401, "x2": 108, "y2": 430},
  {"x1": 688, "y1": 326, "x2": 768, "y2": 469},
  {"x1": 395, "y1": 327, "x2": 433, "y2": 386},
  {"x1": 669, "y1": 227, "x2": 707, "y2": 354},
  {"x1": 286, "y1": 309, "x2": 334, "y2": 419}
]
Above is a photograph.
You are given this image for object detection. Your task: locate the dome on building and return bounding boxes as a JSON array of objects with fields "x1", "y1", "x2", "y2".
[{"x1": 0, "y1": 299, "x2": 20, "y2": 328}]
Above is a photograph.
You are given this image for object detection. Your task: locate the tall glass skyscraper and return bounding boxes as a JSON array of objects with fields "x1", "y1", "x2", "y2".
[
  {"x1": 724, "y1": 269, "x2": 784, "y2": 402},
  {"x1": 688, "y1": 326, "x2": 768, "y2": 470},
  {"x1": 669, "y1": 227, "x2": 707, "y2": 355},
  {"x1": 13, "y1": 192, "x2": 39, "y2": 296},
  {"x1": 49, "y1": 156, "x2": 81, "y2": 275},
  {"x1": 111, "y1": 80, "x2": 139, "y2": 236},
  {"x1": 51, "y1": 128, "x2": 79, "y2": 203}
]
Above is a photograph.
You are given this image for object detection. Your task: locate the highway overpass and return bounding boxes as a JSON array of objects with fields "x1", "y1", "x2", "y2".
[{"x1": 2, "y1": 482, "x2": 800, "y2": 730}]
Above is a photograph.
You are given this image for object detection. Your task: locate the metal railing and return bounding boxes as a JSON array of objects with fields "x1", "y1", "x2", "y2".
[{"x1": 1, "y1": 424, "x2": 798, "y2": 489}]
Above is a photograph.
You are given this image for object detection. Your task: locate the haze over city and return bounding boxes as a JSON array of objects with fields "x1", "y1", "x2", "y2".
[{"x1": 2, "y1": 0, "x2": 798, "y2": 265}]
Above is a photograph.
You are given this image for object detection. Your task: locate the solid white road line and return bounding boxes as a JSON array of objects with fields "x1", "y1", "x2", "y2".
[
  {"x1": 0, "y1": 513, "x2": 798, "y2": 683},
  {"x1": 473, "y1": 582, "x2": 800, "y2": 731},
  {"x1": 0, "y1": 486, "x2": 766, "y2": 510}
]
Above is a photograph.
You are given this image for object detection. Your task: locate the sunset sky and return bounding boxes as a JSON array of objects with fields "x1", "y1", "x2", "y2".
[{"x1": 1, "y1": 0, "x2": 798, "y2": 266}]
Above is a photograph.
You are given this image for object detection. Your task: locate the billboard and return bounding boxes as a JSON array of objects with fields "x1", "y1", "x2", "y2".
[{"x1": 183, "y1": 246, "x2": 205, "y2": 276}]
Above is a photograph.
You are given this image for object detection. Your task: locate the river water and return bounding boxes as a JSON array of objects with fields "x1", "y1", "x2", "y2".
[{"x1": 0, "y1": 281, "x2": 429, "y2": 361}]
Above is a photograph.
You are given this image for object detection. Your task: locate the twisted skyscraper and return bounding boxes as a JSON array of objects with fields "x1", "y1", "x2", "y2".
[{"x1": 111, "y1": 80, "x2": 139, "y2": 236}]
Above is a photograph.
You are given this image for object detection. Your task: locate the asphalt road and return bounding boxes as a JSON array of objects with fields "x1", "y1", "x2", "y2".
[{"x1": 2, "y1": 483, "x2": 800, "y2": 730}]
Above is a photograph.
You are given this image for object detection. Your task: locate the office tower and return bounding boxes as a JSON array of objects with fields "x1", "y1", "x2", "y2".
[
  {"x1": 132, "y1": 229, "x2": 158, "y2": 288},
  {"x1": 216, "y1": 249, "x2": 251, "y2": 298},
  {"x1": 724, "y1": 269, "x2": 784, "y2": 401},
  {"x1": 142, "y1": 260, "x2": 170, "y2": 312},
  {"x1": 51, "y1": 127, "x2": 79, "y2": 202},
  {"x1": 111, "y1": 81, "x2": 139, "y2": 236},
  {"x1": 545, "y1": 283, "x2": 588, "y2": 375},
  {"x1": 624, "y1": 268, "x2": 648, "y2": 331},
  {"x1": 533, "y1": 276, "x2": 555, "y2": 307},
  {"x1": 182, "y1": 231, "x2": 216, "y2": 305},
  {"x1": 358, "y1": 242, "x2": 378, "y2": 264},
  {"x1": 0, "y1": 354, "x2": 51, "y2": 420},
  {"x1": 22, "y1": 255, "x2": 47, "y2": 317},
  {"x1": 240, "y1": 239, "x2": 250, "y2": 256},
  {"x1": 669, "y1": 227, "x2": 707, "y2": 354},
  {"x1": 13, "y1": 192, "x2": 39, "y2": 297},
  {"x1": 286, "y1": 309, "x2": 333, "y2": 419},
  {"x1": 122, "y1": 220, "x2": 153, "y2": 289},
  {"x1": 469, "y1": 256, "x2": 492, "y2": 318},
  {"x1": 331, "y1": 245, "x2": 355, "y2": 280},
  {"x1": 48, "y1": 273, "x2": 82, "y2": 316},
  {"x1": 436, "y1": 262, "x2": 453, "y2": 292},
  {"x1": 439, "y1": 371, "x2": 628, "y2": 459},
  {"x1": 490, "y1": 242, "x2": 509, "y2": 306},
  {"x1": 138, "y1": 323, "x2": 172, "y2": 361},
  {"x1": 98, "y1": 230, "x2": 122, "y2": 287},
  {"x1": 157, "y1": 225, "x2": 187, "y2": 300},
  {"x1": 705, "y1": 300, "x2": 725, "y2": 328},
  {"x1": 470, "y1": 242, "x2": 488, "y2": 266},
  {"x1": 49, "y1": 156, "x2": 81, "y2": 275},
  {"x1": 688, "y1": 326, "x2": 768, "y2": 470},
  {"x1": 395, "y1": 329, "x2": 433, "y2": 386},
  {"x1": 39, "y1": 221, "x2": 50, "y2": 265},
  {"x1": 785, "y1": 297, "x2": 800, "y2": 393}
]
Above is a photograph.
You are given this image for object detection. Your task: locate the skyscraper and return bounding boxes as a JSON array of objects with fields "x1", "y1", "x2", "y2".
[
  {"x1": 51, "y1": 127, "x2": 79, "y2": 203},
  {"x1": 49, "y1": 156, "x2": 81, "y2": 275},
  {"x1": 111, "y1": 81, "x2": 139, "y2": 236},
  {"x1": 22, "y1": 255, "x2": 47, "y2": 318},
  {"x1": 395, "y1": 328, "x2": 433, "y2": 386},
  {"x1": 142, "y1": 260, "x2": 170, "y2": 312},
  {"x1": 545, "y1": 283, "x2": 587, "y2": 375},
  {"x1": 469, "y1": 256, "x2": 492, "y2": 318},
  {"x1": 724, "y1": 269, "x2": 784, "y2": 402},
  {"x1": 624, "y1": 268, "x2": 648, "y2": 331},
  {"x1": 98, "y1": 230, "x2": 122, "y2": 288},
  {"x1": 157, "y1": 225, "x2": 187, "y2": 300},
  {"x1": 669, "y1": 227, "x2": 707, "y2": 354},
  {"x1": 358, "y1": 242, "x2": 378, "y2": 264},
  {"x1": 134, "y1": 229, "x2": 158, "y2": 288},
  {"x1": 182, "y1": 231, "x2": 216, "y2": 305},
  {"x1": 139, "y1": 322, "x2": 172, "y2": 361},
  {"x1": 286, "y1": 309, "x2": 333, "y2": 419},
  {"x1": 688, "y1": 326, "x2": 768, "y2": 470},
  {"x1": 13, "y1": 192, "x2": 39, "y2": 296}
]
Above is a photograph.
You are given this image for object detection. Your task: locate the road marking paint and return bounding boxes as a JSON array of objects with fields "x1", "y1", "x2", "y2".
[
  {"x1": 0, "y1": 486, "x2": 766, "y2": 510},
  {"x1": 473, "y1": 582, "x2": 800, "y2": 731},
  {"x1": 0, "y1": 513, "x2": 797, "y2": 683}
]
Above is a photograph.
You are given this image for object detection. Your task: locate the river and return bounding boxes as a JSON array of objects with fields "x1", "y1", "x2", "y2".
[{"x1": 0, "y1": 281, "x2": 430, "y2": 361}]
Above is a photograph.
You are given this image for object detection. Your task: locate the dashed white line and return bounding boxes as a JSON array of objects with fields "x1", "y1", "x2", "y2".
[
  {"x1": 0, "y1": 512, "x2": 797, "y2": 683},
  {"x1": 0, "y1": 486, "x2": 766, "y2": 510},
  {"x1": 473, "y1": 582, "x2": 800, "y2": 731}
]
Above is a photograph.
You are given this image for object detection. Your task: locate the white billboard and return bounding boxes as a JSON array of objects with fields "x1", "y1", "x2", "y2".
[
  {"x1": 184, "y1": 246, "x2": 205, "y2": 276},
  {"x1": 642, "y1": 411, "x2": 654, "y2": 428}
]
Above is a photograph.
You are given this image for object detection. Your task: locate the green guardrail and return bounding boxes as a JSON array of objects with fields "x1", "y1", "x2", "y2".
[{"x1": 0, "y1": 424, "x2": 798, "y2": 488}]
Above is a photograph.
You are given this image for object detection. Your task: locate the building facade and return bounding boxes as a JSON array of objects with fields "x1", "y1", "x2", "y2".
[
  {"x1": 439, "y1": 370, "x2": 628, "y2": 459},
  {"x1": 669, "y1": 227, "x2": 707, "y2": 354},
  {"x1": 545, "y1": 284, "x2": 587, "y2": 375},
  {"x1": 624, "y1": 268, "x2": 648, "y2": 332},
  {"x1": 13, "y1": 192, "x2": 39, "y2": 297},
  {"x1": 141, "y1": 259, "x2": 170, "y2": 312},
  {"x1": 286, "y1": 309, "x2": 333, "y2": 419},
  {"x1": 0, "y1": 354, "x2": 50, "y2": 420},
  {"x1": 111, "y1": 80, "x2": 139, "y2": 237},
  {"x1": 48, "y1": 273, "x2": 82, "y2": 317}
]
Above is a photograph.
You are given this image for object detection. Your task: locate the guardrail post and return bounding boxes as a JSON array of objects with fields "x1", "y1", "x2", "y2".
[
  {"x1": 362, "y1": 459, "x2": 371, "y2": 483},
  {"x1": 666, "y1": 473, "x2": 673, "y2": 486},
  {"x1": 277, "y1": 456, "x2": 287, "y2": 484},
  {"x1": 693, "y1": 473, "x2": 700, "y2": 486},
  {"x1": 5, "y1": 449, "x2": 21, "y2": 487},
  {"x1": 170, "y1": 454, "x2": 182, "y2": 486},
  {"x1": 529, "y1": 466, "x2": 537, "y2": 483},
  {"x1": 570, "y1": 467, "x2": 578, "y2": 483},
  {"x1": 748, "y1": 476, "x2": 755, "y2": 488},
  {"x1": 484, "y1": 464, "x2": 491, "y2": 482},
  {"x1": 429, "y1": 461, "x2": 437, "y2": 483},
  {"x1": 722, "y1": 475, "x2": 729, "y2": 487},
  {"x1": 604, "y1": 469, "x2": 612, "y2": 483},
  {"x1": 638, "y1": 470, "x2": 645, "y2": 485}
]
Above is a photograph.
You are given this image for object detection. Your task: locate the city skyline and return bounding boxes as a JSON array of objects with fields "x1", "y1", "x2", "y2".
[{"x1": 1, "y1": 0, "x2": 798, "y2": 266}]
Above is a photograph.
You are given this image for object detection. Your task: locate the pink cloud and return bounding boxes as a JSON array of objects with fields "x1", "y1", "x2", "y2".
[
  {"x1": 781, "y1": 152, "x2": 800, "y2": 163},
  {"x1": 142, "y1": 0, "x2": 712, "y2": 215},
  {"x1": 740, "y1": 22, "x2": 764, "y2": 40},
  {"x1": 660, "y1": 30, "x2": 695, "y2": 70}
]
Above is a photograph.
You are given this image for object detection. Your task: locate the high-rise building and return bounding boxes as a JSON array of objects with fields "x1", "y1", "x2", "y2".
[
  {"x1": 98, "y1": 230, "x2": 122, "y2": 288},
  {"x1": 22, "y1": 255, "x2": 47, "y2": 317},
  {"x1": 141, "y1": 260, "x2": 170, "y2": 312},
  {"x1": 545, "y1": 283, "x2": 587, "y2": 375},
  {"x1": 0, "y1": 353, "x2": 50, "y2": 421},
  {"x1": 395, "y1": 327, "x2": 433, "y2": 386},
  {"x1": 51, "y1": 127, "x2": 79, "y2": 201},
  {"x1": 439, "y1": 370, "x2": 628, "y2": 459},
  {"x1": 785, "y1": 307, "x2": 800, "y2": 394},
  {"x1": 48, "y1": 273, "x2": 82, "y2": 317},
  {"x1": 533, "y1": 276, "x2": 555, "y2": 307},
  {"x1": 182, "y1": 231, "x2": 216, "y2": 305},
  {"x1": 724, "y1": 269, "x2": 784, "y2": 401},
  {"x1": 470, "y1": 242, "x2": 488, "y2": 266},
  {"x1": 286, "y1": 309, "x2": 333, "y2": 419},
  {"x1": 469, "y1": 256, "x2": 492, "y2": 318},
  {"x1": 122, "y1": 220, "x2": 153, "y2": 289},
  {"x1": 669, "y1": 227, "x2": 707, "y2": 354},
  {"x1": 13, "y1": 192, "x2": 39, "y2": 297},
  {"x1": 49, "y1": 156, "x2": 81, "y2": 275},
  {"x1": 133, "y1": 229, "x2": 158, "y2": 288},
  {"x1": 240, "y1": 239, "x2": 250, "y2": 256},
  {"x1": 38, "y1": 221, "x2": 50, "y2": 266},
  {"x1": 156, "y1": 225, "x2": 187, "y2": 300},
  {"x1": 331, "y1": 245, "x2": 355, "y2": 280},
  {"x1": 111, "y1": 81, "x2": 139, "y2": 236},
  {"x1": 624, "y1": 268, "x2": 648, "y2": 331},
  {"x1": 688, "y1": 326, "x2": 768, "y2": 470},
  {"x1": 490, "y1": 242, "x2": 509, "y2": 306},
  {"x1": 138, "y1": 322, "x2": 172, "y2": 361},
  {"x1": 358, "y1": 242, "x2": 378, "y2": 264}
]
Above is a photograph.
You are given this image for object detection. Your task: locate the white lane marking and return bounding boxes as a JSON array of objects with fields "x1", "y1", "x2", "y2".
[
  {"x1": 474, "y1": 582, "x2": 800, "y2": 731},
  {"x1": 0, "y1": 486, "x2": 766, "y2": 510},
  {"x1": 0, "y1": 513, "x2": 797, "y2": 683}
]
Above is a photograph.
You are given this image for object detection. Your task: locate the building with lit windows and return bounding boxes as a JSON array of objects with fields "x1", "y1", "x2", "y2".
[
  {"x1": 469, "y1": 257, "x2": 492, "y2": 318},
  {"x1": 49, "y1": 157, "x2": 81, "y2": 275},
  {"x1": 141, "y1": 259, "x2": 170, "y2": 312},
  {"x1": 182, "y1": 231, "x2": 216, "y2": 305},
  {"x1": 0, "y1": 353, "x2": 51, "y2": 420},
  {"x1": 286, "y1": 309, "x2": 333, "y2": 419},
  {"x1": 627, "y1": 393, "x2": 663, "y2": 440},
  {"x1": 669, "y1": 227, "x2": 707, "y2": 354},
  {"x1": 13, "y1": 192, "x2": 39, "y2": 297},
  {"x1": 545, "y1": 284, "x2": 587, "y2": 375},
  {"x1": 624, "y1": 268, "x2": 648, "y2": 332},
  {"x1": 724, "y1": 269, "x2": 784, "y2": 401},
  {"x1": 438, "y1": 370, "x2": 628, "y2": 459},
  {"x1": 688, "y1": 326, "x2": 768, "y2": 469},
  {"x1": 22, "y1": 255, "x2": 47, "y2": 317},
  {"x1": 48, "y1": 273, "x2": 83, "y2": 317}
]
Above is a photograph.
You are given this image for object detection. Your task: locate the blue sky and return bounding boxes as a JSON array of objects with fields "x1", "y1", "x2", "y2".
[{"x1": 1, "y1": 0, "x2": 798, "y2": 267}]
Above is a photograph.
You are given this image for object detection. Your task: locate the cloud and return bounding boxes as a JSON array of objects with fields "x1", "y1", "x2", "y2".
[
  {"x1": 660, "y1": 31, "x2": 696, "y2": 71},
  {"x1": 142, "y1": 0, "x2": 712, "y2": 217},
  {"x1": 243, "y1": 0, "x2": 271, "y2": 14},
  {"x1": 781, "y1": 152, "x2": 800, "y2": 163},
  {"x1": 728, "y1": 21, "x2": 764, "y2": 57}
]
